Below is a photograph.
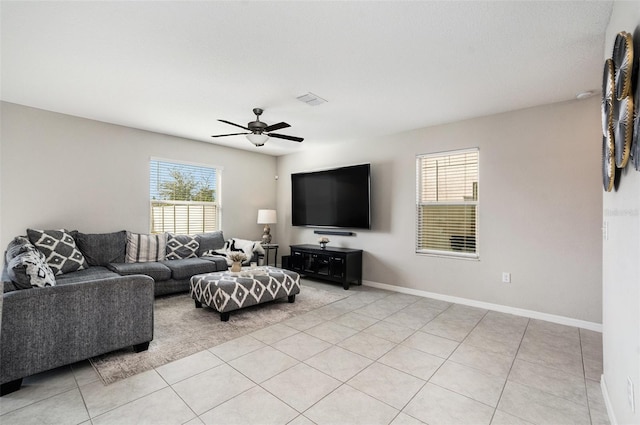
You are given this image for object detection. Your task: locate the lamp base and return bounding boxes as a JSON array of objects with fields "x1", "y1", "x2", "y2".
[{"x1": 261, "y1": 224, "x2": 272, "y2": 244}]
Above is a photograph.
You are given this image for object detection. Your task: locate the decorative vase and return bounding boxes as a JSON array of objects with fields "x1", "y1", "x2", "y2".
[
  {"x1": 231, "y1": 261, "x2": 242, "y2": 272},
  {"x1": 320, "y1": 242, "x2": 327, "y2": 250}
]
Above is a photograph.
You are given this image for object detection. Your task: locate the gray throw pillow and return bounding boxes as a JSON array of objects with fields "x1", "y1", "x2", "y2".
[
  {"x1": 75, "y1": 231, "x2": 127, "y2": 266},
  {"x1": 196, "y1": 231, "x2": 225, "y2": 256},
  {"x1": 27, "y1": 229, "x2": 89, "y2": 276},
  {"x1": 166, "y1": 233, "x2": 199, "y2": 260}
]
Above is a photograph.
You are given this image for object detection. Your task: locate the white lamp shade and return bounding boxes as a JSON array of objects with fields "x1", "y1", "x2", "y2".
[
  {"x1": 246, "y1": 134, "x2": 269, "y2": 146},
  {"x1": 257, "y1": 209, "x2": 277, "y2": 224}
]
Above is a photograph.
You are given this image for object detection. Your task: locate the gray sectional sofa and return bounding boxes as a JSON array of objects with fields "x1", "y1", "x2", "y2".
[
  {"x1": 1, "y1": 274, "x2": 154, "y2": 396},
  {"x1": 0, "y1": 229, "x2": 245, "y2": 395}
]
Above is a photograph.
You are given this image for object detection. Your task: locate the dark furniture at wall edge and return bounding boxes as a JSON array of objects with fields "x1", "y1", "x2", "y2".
[
  {"x1": 259, "y1": 243, "x2": 279, "y2": 267},
  {"x1": 285, "y1": 244, "x2": 363, "y2": 290}
]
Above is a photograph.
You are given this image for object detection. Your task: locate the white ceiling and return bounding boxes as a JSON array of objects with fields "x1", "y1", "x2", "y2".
[{"x1": 1, "y1": 1, "x2": 612, "y2": 156}]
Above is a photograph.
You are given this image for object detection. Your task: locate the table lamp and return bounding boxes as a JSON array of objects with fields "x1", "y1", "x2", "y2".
[{"x1": 257, "y1": 209, "x2": 277, "y2": 244}]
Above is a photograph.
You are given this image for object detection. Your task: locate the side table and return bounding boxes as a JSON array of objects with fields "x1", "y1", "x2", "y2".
[{"x1": 260, "y1": 243, "x2": 279, "y2": 267}]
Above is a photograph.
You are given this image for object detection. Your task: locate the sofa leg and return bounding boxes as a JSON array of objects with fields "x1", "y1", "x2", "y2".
[
  {"x1": 195, "y1": 300, "x2": 202, "y2": 308},
  {"x1": 220, "y1": 312, "x2": 230, "y2": 322},
  {"x1": 288, "y1": 295, "x2": 296, "y2": 303},
  {"x1": 1, "y1": 378, "x2": 23, "y2": 396},
  {"x1": 133, "y1": 342, "x2": 150, "y2": 353}
]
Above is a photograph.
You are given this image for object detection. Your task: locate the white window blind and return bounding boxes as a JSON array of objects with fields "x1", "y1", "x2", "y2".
[
  {"x1": 149, "y1": 159, "x2": 220, "y2": 234},
  {"x1": 416, "y1": 149, "x2": 479, "y2": 258}
]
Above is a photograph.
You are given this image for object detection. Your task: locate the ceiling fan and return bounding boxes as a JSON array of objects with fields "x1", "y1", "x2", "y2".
[{"x1": 212, "y1": 108, "x2": 304, "y2": 147}]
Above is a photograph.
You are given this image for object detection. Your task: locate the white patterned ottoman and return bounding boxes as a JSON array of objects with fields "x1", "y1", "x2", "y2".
[{"x1": 189, "y1": 267, "x2": 301, "y2": 321}]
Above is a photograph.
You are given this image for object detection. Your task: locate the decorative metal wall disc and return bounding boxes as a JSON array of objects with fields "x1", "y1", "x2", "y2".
[
  {"x1": 614, "y1": 95, "x2": 633, "y2": 168},
  {"x1": 633, "y1": 64, "x2": 640, "y2": 171},
  {"x1": 603, "y1": 129, "x2": 615, "y2": 192},
  {"x1": 601, "y1": 58, "x2": 614, "y2": 136},
  {"x1": 613, "y1": 31, "x2": 633, "y2": 100},
  {"x1": 633, "y1": 113, "x2": 640, "y2": 171}
]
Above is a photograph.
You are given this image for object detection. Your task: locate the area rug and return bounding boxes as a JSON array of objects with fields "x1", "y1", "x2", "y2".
[{"x1": 89, "y1": 285, "x2": 347, "y2": 385}]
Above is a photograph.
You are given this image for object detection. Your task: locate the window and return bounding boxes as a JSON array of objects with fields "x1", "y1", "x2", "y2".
[
  {"x1": 416, "y1": 148, "x2": 479, "y2": 258},
  {"x1": 150, "y1": 159, "x2": 220, "y2": 234}
]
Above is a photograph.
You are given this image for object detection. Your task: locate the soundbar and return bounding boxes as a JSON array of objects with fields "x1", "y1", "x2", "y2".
[{"x1": 313, "y1": 230, "x2": 354, "y2": 236}]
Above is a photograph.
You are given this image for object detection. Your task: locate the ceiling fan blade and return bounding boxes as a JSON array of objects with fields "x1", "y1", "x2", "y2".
[
  {"x1": 264, "y1": 122, "x2": 290, "y2": 132},
  {"x1": 218, "y1": 119, "x2": 250, "y2": 131},
  {"x1": 211, "y1": 132, "x2": 249, "y2": 138},
  {"x1": 268, "y1": 133, "x2": 304, "y2": 142}
]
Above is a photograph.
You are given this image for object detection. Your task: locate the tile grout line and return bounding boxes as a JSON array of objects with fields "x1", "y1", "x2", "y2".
[
  {"x1": 372, "y1": 302, "x2": 489, "y2": 423},
  {"x1": 70, "y1": 364, "x2": 93, "y2": 423},
  {"x1": 4, "y1": 283, "x2": 606, "y2": 425},
  {"x1": 469, "y1": 311, "x2": 526, "y2": 425},
  {"x1": 489, "y1": 317, "x2": 534, "y2": 425},
  {"x1": 399, "y1": 308, "x2": 495, "y2": 421},
  {"x1": 260, "y1": 290, "x2": 422, "y2": 424},
  {"x1": 579, "y1": 328, "x2": 596, "y2": 425},
  {"x1": 258, "y1": 288, "x2": 387, "y2": 422}
]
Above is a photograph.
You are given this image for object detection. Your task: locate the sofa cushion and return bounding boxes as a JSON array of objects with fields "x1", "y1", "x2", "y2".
[
  {"x1": 107, "y1": 261, "x2": 172, "y2": 281},
  {"x1": 199, "y1": 256, "x2": 229, "y2": 271},
  {"x1": 55, "y1": 266, "x2": 121, "y2": 285},
  {"x1": 27, "y1": 229, "x2": 89, "y2": 275},
  {"x1": 166, "y1": 233, "x2": 199, "y2": 260},
  {"x1": 160, "y1": 258, "x2": 222, "y2": 280},
  {"x1": 126, "y1": 232, "x2": 166, "y2": 263},
  {"x1": 7, "y1": 247, "x2": 56, "y2": 289},
  {"x1": 196, "y1": 231, "x2": 225, "y2": 256},
  {"x1": 75, "y1": 231, "x2": 127, "y2": 266}
]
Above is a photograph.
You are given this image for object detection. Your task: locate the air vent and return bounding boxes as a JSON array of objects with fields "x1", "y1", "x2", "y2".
[{"x1": 297, "y1": 92, "x2": 327, "y2": 106}]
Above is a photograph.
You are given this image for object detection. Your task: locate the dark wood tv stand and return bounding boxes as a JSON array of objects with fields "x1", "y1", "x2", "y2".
[{"x1": 287, "y1": 244, "x2": 363, "y2": 290}]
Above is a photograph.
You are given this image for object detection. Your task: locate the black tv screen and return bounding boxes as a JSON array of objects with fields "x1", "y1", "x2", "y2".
[{"x1": 291, "y1": 164, "x2": 371, "y2": 229}]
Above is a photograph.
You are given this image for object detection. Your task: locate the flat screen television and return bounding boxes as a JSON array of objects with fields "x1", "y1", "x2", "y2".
[{"x1": 291, "y1": 163, "x2": 371, "y2": 229}]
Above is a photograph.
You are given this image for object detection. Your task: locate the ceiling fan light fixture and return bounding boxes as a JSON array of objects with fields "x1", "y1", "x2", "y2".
[
  {"x1": 213, "y1": 108, "x2": 303, "y2": 144},
  {"x1": 246, "y1": 133, "x2": 269, "y2": 146}
]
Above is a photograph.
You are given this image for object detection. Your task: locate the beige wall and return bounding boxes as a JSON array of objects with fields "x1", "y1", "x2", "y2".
[
  {"x1": 601, "y1": 2, "x2": 640, "y2": 424},
  {"x1": 277, "y1": 97, "x2": 602, "y2": 324},
  {"x1": 0, "y1": 102, "x2": 278, "y2": 249},
  {"x1": 1, "y1": 98, "x2": 603, "y2": 324}
]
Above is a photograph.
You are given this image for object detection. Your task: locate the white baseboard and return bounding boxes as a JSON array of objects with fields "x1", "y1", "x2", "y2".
[
  {"x1": 601, "y1": 375, "x2": 617, "y2": 425},
  {"x1": 362, "y1": 280, "x2": 602, "y2": 332}
]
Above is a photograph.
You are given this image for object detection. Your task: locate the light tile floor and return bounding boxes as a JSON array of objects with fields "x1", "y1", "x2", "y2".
[{"x1": 0, "y1": 280, "x2": 610, "y2": 425}]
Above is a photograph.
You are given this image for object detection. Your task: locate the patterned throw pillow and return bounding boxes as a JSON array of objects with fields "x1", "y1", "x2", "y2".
[
  {"x1": 7, "y1": 248, "x2": 56, "y2": 288},
  {"x1": 166, "y1": 233, "x2": 199, "y2": 260},
  {"x1": 5, "y1": 235, "x2": 32, "y2": 263},
  {"x1": 26, "y1": 229, "x2": 89, "y2": 276},
  {"x1": 126, "y1": 232, "x2": 166, "y2": 263}
]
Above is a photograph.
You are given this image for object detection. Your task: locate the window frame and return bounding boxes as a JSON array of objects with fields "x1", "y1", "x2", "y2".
[
  {"x1": 149, "y1": 157, "x2": 223, "y2": 235},
  {"x1": 415, "y1": 148, "x2": 479, "y2": 260}
]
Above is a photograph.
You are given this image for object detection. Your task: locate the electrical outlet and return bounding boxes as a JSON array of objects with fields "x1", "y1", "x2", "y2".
[
  {"x1": 502, "y1": 272, "x2": 511, "y2": 283},
  {"x1": 628, "y1": 376, "x2": 635, "y2": 412}
]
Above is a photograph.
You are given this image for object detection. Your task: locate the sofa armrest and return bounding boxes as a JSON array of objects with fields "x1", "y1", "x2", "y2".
[{"x1": 1, "y1": 275, "x2": 154, "y2": 385}]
